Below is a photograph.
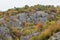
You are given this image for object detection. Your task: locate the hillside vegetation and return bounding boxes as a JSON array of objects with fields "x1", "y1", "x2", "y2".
[
  {"x1": 0, "y1": 4, "x2": 60, "y2": 17},
  {"x1": 0, "y1": 4, "x2": 60, "y2": 40}
]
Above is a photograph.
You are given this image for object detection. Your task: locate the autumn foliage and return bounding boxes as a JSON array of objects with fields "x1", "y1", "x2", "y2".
[{"x1": 35, "y1": 22, "x2": 43, "y2": 31}]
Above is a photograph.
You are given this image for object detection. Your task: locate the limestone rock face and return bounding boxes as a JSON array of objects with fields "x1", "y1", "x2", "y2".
[{"x1": 0, "y1": 11, "x2": 56, "y2": 40}]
